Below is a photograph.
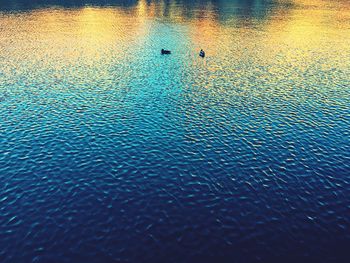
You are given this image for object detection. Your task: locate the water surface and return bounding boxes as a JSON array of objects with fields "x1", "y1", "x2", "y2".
[{"x1": 0, "y1": 0, "x2": 350, "y2": 262}]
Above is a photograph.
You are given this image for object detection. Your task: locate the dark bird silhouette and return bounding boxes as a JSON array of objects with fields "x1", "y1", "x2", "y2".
[{"x1": 161, "y1": 49, "x2": 171, "y2": 55}]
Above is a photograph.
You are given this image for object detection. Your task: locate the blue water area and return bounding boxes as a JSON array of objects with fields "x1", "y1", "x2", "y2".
[{"x1": 0, "y1": 0, "x2": 350, "y2": 262}]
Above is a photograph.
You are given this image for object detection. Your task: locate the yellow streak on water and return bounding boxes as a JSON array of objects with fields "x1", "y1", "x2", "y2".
[{"x1": 0, "y1": 0, "x2": 349, "y2": 75}]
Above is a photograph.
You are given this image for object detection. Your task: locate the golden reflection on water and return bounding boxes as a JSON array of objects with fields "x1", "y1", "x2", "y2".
[
  {"x1": 260, "y1": 0, "x2": 350, "y2": 72},
  {"x1": 0, "y1": 0, "x2": 349, "y2": 140},
  {"x1": 0, "y1": 0, "x2": 349, "y2": 72},
  {"x1": 1, "y1": 6, "x2": 148, "y2": 78}
]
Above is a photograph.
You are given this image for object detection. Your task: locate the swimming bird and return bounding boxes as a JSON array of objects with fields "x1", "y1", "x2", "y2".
[{"x1": 161, "y1": 49, "x2": 171, "y2": 55}]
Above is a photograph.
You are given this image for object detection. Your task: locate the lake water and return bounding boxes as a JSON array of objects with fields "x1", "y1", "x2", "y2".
[{"x1": 0, "y1": 0, "x2": 349, "y2": 262}]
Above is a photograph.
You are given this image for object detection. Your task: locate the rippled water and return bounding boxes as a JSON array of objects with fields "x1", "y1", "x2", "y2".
[{"x1": 1, "y1": 0, "x2": 350, "y2": 262}]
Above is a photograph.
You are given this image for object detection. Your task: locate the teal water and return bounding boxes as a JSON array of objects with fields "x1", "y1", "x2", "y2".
[{"x1": 0, "y1": 0, "x2": 350, "y2": 262}]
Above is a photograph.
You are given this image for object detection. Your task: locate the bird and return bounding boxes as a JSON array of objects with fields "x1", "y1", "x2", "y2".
[{"x1": 161, "y1": 49, "x2": 171, "y2": 55}]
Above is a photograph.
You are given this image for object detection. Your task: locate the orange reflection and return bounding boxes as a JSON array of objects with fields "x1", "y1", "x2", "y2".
[{"x1": 261, "y1": 0, "x2": 350, "y2": 71}]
